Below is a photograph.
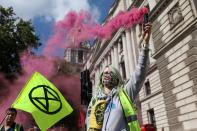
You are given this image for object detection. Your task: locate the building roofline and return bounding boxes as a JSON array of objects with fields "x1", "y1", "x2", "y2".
[{"x1": 102, "y1": 0, "x2": 120, "y2": 24}]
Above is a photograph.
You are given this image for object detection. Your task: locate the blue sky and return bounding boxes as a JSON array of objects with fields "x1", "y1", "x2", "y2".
[{"x1": 0, "y1": 0, "x2": 115, "y2": 55}]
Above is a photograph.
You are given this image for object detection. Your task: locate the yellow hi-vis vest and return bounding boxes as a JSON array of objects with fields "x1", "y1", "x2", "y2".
[{"x1": 119, "y1": 89, "x2": 141, "y2": 131}]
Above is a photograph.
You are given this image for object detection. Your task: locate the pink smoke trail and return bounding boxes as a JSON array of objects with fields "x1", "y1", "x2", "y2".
[
  {"x1": 0, "y1": 52, "x2": 57, "y2": 129},
  {"x1": 0, "y1": 51, "x2": 83, "y2": 130},
  {"x1": 44, "y1": 7, "x2": 148, "y2": 56},
  {"x1": 20, "y1": 51, "x2": 56, "y2": 77},
  {"x1": 0, "y1": 6, "x2": 148, "y2": 130}
]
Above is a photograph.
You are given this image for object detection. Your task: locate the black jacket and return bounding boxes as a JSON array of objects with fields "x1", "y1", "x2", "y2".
[{"x1": 0, "y1": 123, "x2": 24, "y2": 131}]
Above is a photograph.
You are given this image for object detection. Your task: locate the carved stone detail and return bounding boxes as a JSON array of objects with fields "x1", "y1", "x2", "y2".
[{"x1": 168, "y1": 3, "x2": 183, "y2": 28}]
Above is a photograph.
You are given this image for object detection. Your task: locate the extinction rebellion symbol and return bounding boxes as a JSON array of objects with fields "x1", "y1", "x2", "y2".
[{"x1": 29, "y1": 85, "x2": 62, "y2": 114}]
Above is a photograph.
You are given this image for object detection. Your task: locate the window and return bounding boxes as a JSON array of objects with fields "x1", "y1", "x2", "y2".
[
  {"x1": 120, "y1": 61, "x2": 126, "y2": 80},
  {"x1": 147, "y1": 108, "x2": 156, "y2": 127},
  {"x1": 78, "y1": 50, "x2": 83, "y2": 63},
  {"x1": 71, "y1": 50, "x2": 76, "y2": 63},
  {"x1": 145, "y1": 80, "x2": 151, "y2": 96}
]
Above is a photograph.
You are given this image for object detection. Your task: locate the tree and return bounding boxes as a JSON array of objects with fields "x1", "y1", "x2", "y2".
[{"x1": 0, "y1": 6, "x2": 40, "y2": 76}]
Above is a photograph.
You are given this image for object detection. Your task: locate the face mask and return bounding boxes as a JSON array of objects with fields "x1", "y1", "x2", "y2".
[{"x1": 102, "y1": 71, "x2": 118, "y2": 87}]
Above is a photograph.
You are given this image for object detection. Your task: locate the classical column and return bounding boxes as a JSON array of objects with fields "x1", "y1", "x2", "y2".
[
  {"x1": 111, "y1": 47, "x2": 115, "y2": 66},
  {"x1": 107, "y1": 54, "x2": 110, "y2": 65},
  {"x1": 95, "y1": 66, "x2": 99, "y2": 86},
  {"x1": 125, "y1": 0, "x2": 129, "y2": 9},
  {"x1": 118, "y1": 39, "x2": 121, "y2": 53},
  {"x1": 117, "y1": 38, "x2": 122, "y2": 70},
  {"x1": 125, "y1": 30, "x2": 135, "y2": 74},
  {"x1": 148, "y1": 34, "x2": 156, "y2": 65},
  {"x1": 122, "y1": 32, "x2": 130, "y2": 79},
  {"x1": 104, "y1": 56, "x2": 108, "y2": 68},
  {"x1": 114, "y1": 43, "x2": 119, "y2": 70},
  {"x1": 101, "y1": 61, "x2": 104, "y2": 72},
  {"x1": 127, "y1": 0, "x2": 132, "y2": 7},
  {"x1": 149, "y1": 34, "x2": 155, "y2": 54},
  {"x1": 147, "y1": 0, "x2": 157, "y2": 10},
  {"x1": 100, "y1": 60, "x2": 103, "y2": 74},
  {"x1": 130, "y1": 28, "x2": 138, "y2": 66},
  {"x1": 136, "y1": 24, "x2": 141, "y2": 45}
]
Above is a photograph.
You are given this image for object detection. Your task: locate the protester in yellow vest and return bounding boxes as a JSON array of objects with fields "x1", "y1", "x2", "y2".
[
  {"x1": 0, "y1": 108, "x2": 24, "y2": 131},
  {"x1": 86, "y1": 22, "x2": 151, "y2": 131}
]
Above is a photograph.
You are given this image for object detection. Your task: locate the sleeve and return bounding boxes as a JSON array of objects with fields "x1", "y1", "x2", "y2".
[{"x1": 124, "y1": 41, "x2": 150, "y2": 101}]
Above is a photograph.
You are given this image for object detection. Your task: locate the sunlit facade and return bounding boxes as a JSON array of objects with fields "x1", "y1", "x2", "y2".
[
  {"x1": 83, "y1": 0, "x2": 197, "y2": 130},
  {"x1": 64, "y1": 42, "x2": 90, "y2": 72}
]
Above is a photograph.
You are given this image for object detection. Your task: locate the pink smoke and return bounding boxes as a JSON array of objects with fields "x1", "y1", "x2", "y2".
[
  {"x1": 44, "y1": 7, "x2": 148, "y2": 56},
  {"x1": 0, "y1": 74, "x2": 34, "y2": 129},
  {"x1": 20, "y1": 52, "x2": 56, "y2": 77},
  {"x1": 0, "y1": 52, "x2": 56, "y2": 129},
  {"x1": 0, "y1": 6, "x2": 148, "y2": 130},
  {"x1": 0, "y1": 53, "x2": 83, "y2": 130}
]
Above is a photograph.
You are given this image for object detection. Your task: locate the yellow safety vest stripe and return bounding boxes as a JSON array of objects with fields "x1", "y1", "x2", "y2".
[{"x1": 119, "y1": 89, "x2": 141, "y2": 131}]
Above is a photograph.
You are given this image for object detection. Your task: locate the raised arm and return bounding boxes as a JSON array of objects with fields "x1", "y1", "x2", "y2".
[{"x1": 125, "y1": 23, "x2": 151, "y2": 101}]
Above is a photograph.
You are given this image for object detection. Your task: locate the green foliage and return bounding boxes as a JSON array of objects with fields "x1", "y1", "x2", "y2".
[{"x1": 0, "y1": 6, "x2": 40, "y2": 75}]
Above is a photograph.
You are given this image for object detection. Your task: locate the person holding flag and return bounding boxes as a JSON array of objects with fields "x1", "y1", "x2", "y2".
[
  {"x1": 11, "y1": 72, "x2": 73, "y2": 131},
  {"x1": 0, "y1": 108, "x2": 24, "y2": 131}
]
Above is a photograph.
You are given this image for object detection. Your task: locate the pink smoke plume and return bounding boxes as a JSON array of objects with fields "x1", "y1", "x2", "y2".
[
  {"x1": 0, "y1": 52, "x2": 56, "y2": 129},
  {"x1": 0, "y1": 52, "x2": 83, "y2": 130},
  {"x1": 0, "y1": 6, "x2": 148, "y2": 130},
  {"x1": 20, "y1": 51, "x2": 56, "y2": 77},
  {"x1": 44, "y1": 7, "x2": 148, "y2": 56},
  {"x1": 0, "y1": 74, "x2": 82, "y2": 131}
]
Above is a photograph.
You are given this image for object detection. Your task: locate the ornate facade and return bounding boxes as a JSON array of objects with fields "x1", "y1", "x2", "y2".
[
  {"x1": 83, "y1": 0, "x2": 197, "y2": 130},
  {"x1": 64, "y1": 42, "x2": 90, "y2": 72}
]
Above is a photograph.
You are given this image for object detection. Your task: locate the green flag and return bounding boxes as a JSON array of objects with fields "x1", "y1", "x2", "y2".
[{"x1": 12, "y1": 72, "x2": 73, "y2": 131}]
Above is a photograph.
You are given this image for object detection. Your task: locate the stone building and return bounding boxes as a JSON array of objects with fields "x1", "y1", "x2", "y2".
[
  {"x1": 64, "y1": 42, "x2": 90, "y2": 72},
  {"x1": 83, "y1": 0, "x2": 197, "y2": 130}
]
